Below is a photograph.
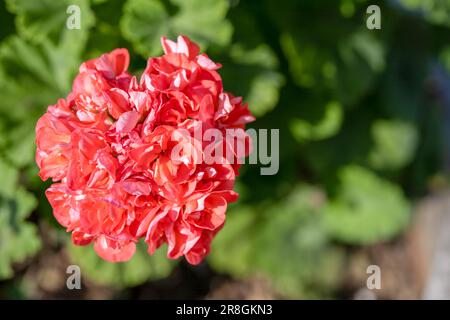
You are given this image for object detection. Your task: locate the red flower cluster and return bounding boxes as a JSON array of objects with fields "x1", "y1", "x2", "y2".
[{"x1": 35, "y1": 36, "x2": 254, "y2": 264}]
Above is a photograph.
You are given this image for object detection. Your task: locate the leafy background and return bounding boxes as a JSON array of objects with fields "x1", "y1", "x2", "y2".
[{"x1": 0, "y1": 0, "x2": 450, "y2": 299}]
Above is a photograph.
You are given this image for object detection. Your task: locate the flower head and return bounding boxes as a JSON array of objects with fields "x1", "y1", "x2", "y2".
[{"x1": 36, "y1": 36, "x2": 254, "y2": 264}]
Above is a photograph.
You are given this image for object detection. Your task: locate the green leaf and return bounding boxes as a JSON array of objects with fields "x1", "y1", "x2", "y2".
[
  {"x1": 120, "y1": 0, "x2": 168, "y2": 57},
  {"x1": 323, "y1": 165, "x2": 410, "y2": 245},
  {"x1": 440, "y1": 46, "x2": 450, "y2": 72},
  {"x1": 68, "y1": 241, "x2": 175, "y2": 287},
  {"x1": 0, "y1": 35, "x2": 84, "y2": 169},
  {"x1": 368, "y1": 120, "x2": 418, "y2": 170},
  {"x1": 246, "y1": 71, "x2": 284, "y2": 117},
  {"x1": 84, "y1": 1, "x2": 124, "y2": 58},
  {"x1": 0, "y1": 158, "x2": 41, "y2": 279},
  {"x1": 290, "y1": 101, "x2": 343, "y2": 142},
  {"x1": 335, "y1": 31, "x2": 385, "y2": 106},
  {"x1": 281, "y1": 32, "x2": 333, "y2": 88},
  {"x1": 221, "y1": 44, "x2": 284, "y2": 117},
  {"x1": 6, "y1": 0, "x2": 94, "y2": 45},
  {"x1": 210, "y1": 186, "x2": 345, "y2": 298},
  {"x1": 301, "y1": 107, "x2": 373, "y2": 183},
  {"x1": 399, "y1": 0, "x2": 450, "y2": 27},
  {"x1": 0, "y1": 34, "x2": 82, "y2": 119},
  {"x1": 281, "y1": 30, "x2": 385, "y2": 106},
  {"x1": 253, "y1": 186, "x2": 345, "y2": 298},
  {"x1": 3, "y1": 120, "x2": 36, "y2": 168},
  {"x1": 0, "y1": 157, "x2": 19, "y2": 196},
  {"x1": 0, "y1": 1, "x2": 15, "y2": 41},
  {"x1": 4, "y1": 0, "x2": 93, "y2": 94},
  {"x1": 4, "y1": 0, "x2": 94, "y2": 94},
  {"x1": 208, "y1": 206, "x2": 257, "y2": 276},
  {"x1": 120, "y1": 0, "x2": 233, "y2": 56}
]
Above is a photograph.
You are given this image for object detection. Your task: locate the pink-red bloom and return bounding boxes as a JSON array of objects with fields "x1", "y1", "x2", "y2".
[{"x1": 36, "y1": 36, "x2": 255, "y2": 264}]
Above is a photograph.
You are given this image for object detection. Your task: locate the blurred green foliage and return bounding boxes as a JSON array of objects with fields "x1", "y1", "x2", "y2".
[
  {"x1": 323, "y1": 165, "x2": 410, "y2": 244},
  {"x1": 0, "y1": 0, "x2": 449, "y2": 298},
  {"x1": 0, "y1": 159, "x2": 40, "y2": 279},
  {"x1": 69, "y1": 242, "x2": 174, "y2": 287}
]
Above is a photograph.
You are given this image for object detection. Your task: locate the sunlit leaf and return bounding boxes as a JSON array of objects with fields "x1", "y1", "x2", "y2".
[
  {"x1": 323, "y1": 165, "x2": 410, "y2": 244},
  {"x1": 369, "y1": 120, "x2": 418, "y2": 170},
  {"x1": 6, "y1": 0, "x2": 94, "y2": 45},
  {"x1": 120, "y1": 0, "x2": 232, "y2": 56},
  {"x1": 208, "y1": 206, "x2": 257, "y2": 276},
  {"x1": 290, "y1": 101, "x2": 343, "y2": 142}
]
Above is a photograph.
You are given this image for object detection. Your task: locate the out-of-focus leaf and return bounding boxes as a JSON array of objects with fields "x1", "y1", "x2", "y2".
[
  {"x1": 68, "y1": 241, "x2": 175, "y2": 287},
  {"x1": 208, "y1": 206, "x2": 257, "y2": 276},
  {"x1": 169, "y1": 0, "x2": 232, "y2": 47},
  {"x1": 210, "y1": 186, "x2": 345, "y2": 298},
  {"x1": 335, "y1": 31, "x2": 385, "y2": 106},
  {"x1": 221, "y1": 44, "x2": 284, "y2": 117},
  {"x1": 399, "y1": 0, "x2": 450, "y2": 27},
  {"x1": 281, "y1": 33, "x2": 333, "y2": 89},
  {"x1": 0, "y1": 158, "x2": 41, "y2": 279},
  {"x1": 0, "y1": 158, "x2": 18, "y2": 196},
  {"x1": 290, "y1": 101, "x2": 343, "y2": 142},
  {"x1": 253, "y1": 186, "x2": 345, "y2": 298},
  {"x1": 379, "y1": 46, "x2": 428, "y2": 122},
  {"x1": 0, "y1": 1, "x2": 15, "y2": 41},
  {"x1": 246, "y1": 72, "x2": 284, "y2": 117},
  {"x1": 230, "y1": 44, "x2": 278, "y2": 69},
  {"x1": 5, "y1": 0, "x2": 94, "y2": 93},
  {"x1": 3, "y1": 120, "x2": 36, "y2": 168},
  {"x1": 120, "y1": 0, "x2": 167, "y2": 57},
  {"x1": 120, "y1": 0, "x2": 232, "y2": 56},
  {"x1": 0, "y1": 29, "x2": 87, "y2": 169},
  {"x1": 282, "y1": 30, "x2": 384, "y2": 106},
  {"x1": 441, "y1": 46, "x2": 450, "y2": 72},
  {"x1": 0, "y1": 32, "x2": 85, "y2": 118},
  {"x1": 323, "y1": 165, "x2": 410, "y2": 245},
  {"x1": 6, "y1": 0, "x2": 94, "y2": 45},
  {"x1": 369, "y1": 120, "x2": 418, "y2": 170},
  {"x1": 302, "y1": 109, "x2": 373, "y2": 180},
  {"x1": 84, "y1": 0, "x2": 125, "y2": 58}
]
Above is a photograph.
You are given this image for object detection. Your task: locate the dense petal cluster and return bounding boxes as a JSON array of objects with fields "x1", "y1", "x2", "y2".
[{"x1": 35, "y1": 36, "x2": 254, "y2": 264}]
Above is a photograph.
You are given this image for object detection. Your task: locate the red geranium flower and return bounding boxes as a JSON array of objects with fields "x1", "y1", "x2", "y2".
[{"x1": 36, "y1": 36, "x2": 255, "y2": 264}]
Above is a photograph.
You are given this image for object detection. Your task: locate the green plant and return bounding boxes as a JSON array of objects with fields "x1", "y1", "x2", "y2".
[{"x1": 0, "y1": 0, "x2": 449, "y2": 298}]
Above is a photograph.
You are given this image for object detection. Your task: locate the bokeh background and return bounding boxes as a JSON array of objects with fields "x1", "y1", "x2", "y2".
[{"x1": 1, "y1": 0, "x2": 450, "y2": 299}]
